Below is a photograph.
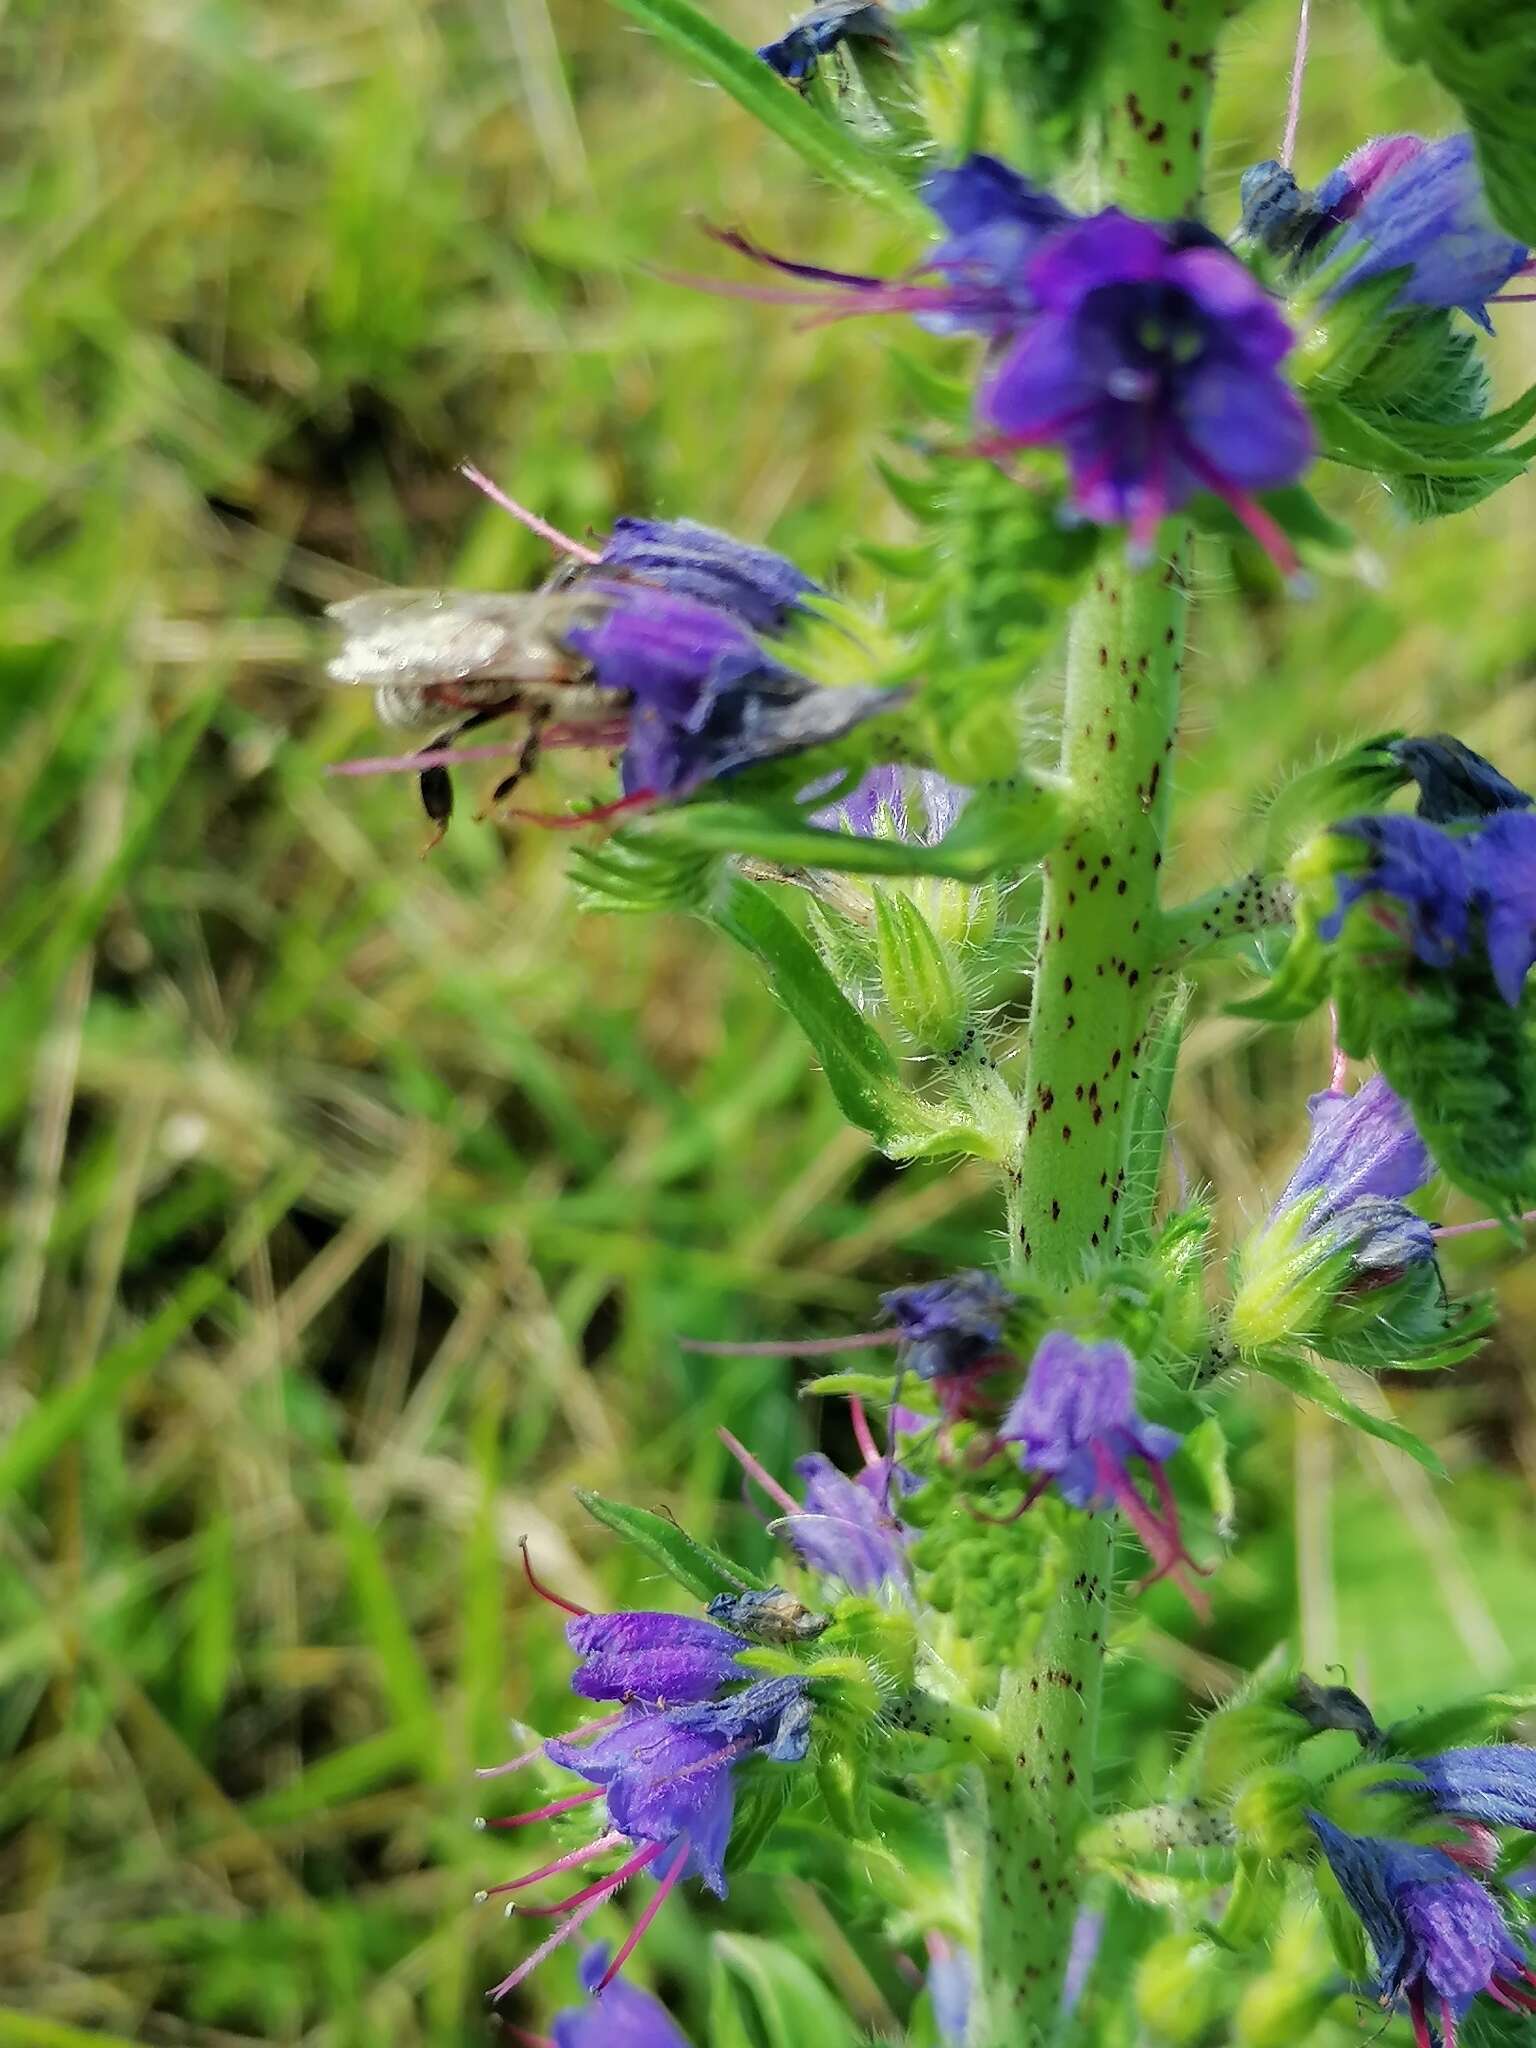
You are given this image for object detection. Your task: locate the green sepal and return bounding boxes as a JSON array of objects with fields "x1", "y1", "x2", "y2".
[
  {"x1": 1180, "y1": 1415, "x2": 1236, "y2": 1543},
  {"x1": 1120, "y1": 983, "x2": 1191, "y2": 1255},
  {"x1": 1134, "y1": 1931, "x2": 1238, "y2": 2045},
  {"x1": 574, "y1": 1488, "x2": 766, "y2": 1600},
  {"x1": 569, "y1": 832, "x2": 722, "y2": 914},
  {"x1": 873, "y1": 888, "x2": 967, "y2": 1049},
  {"x1": 1231, "y1": 1767, "x2": 1314, "y2": 1860},
  {"x1": 604, "y1": 0, "x2": 932, "y2": 233},
  {"x1": 708, "y1": 1934, "x2": 867, "y2": 2048},
  {"x1": 802, "y1": 1368, "x2": 917, "y2": 1404},
  {"x1": 1314, "y1": 1264, "x2": 1495, "y2": 1375},
  {"x1": 725, "y1": 1768, "x2": 793, "y2": 1874},
  {"x1": 1314, "y1": 1855, "x2": 1373, "y2": 1984},
  {"x1": 1257, "y1": 737, "x2": 1406, "y2": 874},
  {"x1": 1242, "y1": 1349, "x2": 1447, "y2": 1477},
  {"x1": 1382, "y1": 1686, "x2": 1536, "y2": 1757}
]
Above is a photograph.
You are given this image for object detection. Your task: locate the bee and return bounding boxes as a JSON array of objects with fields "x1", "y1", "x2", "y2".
[
  {"x1": 706, "y1": 1587, "x2": 831, "y2": 1645},
  {"x1": 325, "y1": 583, "x2": 618, "y2": 842}
]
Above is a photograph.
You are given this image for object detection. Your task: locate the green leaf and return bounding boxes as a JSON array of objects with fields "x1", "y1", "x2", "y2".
[
  {"x1": 604, "y1": 0, "x2": 930, "y2": 231},
  {"x1": 1247, "y1": 1350, "x2": 1447, "y2": 1476},
  {"x1": 708, "y1": 1933, "x2": 867, "y2": 2048},
  {"x1": 1121, "y1": 981, "x2": 1190, "y2": 1255},
  {"x1": 575, "y1": 1489, "x2": 766, "y2": 1601},
  {"x1": 1384, "y1": 1686, "x2": 1536, "y2": 1755},
  {"x1": 1361, "y1": 0, "x2": 1536, "y2": 244},
  {"x1": 657, "y1": 775, "x2": 1069, "y2": 884}
]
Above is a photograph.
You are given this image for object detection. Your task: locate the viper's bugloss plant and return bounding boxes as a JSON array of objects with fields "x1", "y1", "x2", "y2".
[{"x1": 320, "y1": 0, "x2": 1536, "y2": 2040}]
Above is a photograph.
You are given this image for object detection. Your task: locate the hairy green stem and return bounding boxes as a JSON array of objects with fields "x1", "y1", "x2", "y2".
[{"x1": 971, "y1": 13, "x2": 1220, "y2": 2041}]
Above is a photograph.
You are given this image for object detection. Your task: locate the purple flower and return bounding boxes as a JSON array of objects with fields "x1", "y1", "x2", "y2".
[
  {"x1": 1241, "y1": 136, "x2": 1431, "y2": 262},
  {"x1": 1322, "y1": 809, "x2": 1536, "y2": 1007},
  {"x1": 880, "y1": 1269, "x2": 1016, "y2": 1382},
  {"x1": 1405, "y1": 1747, "x2": 1536, "y2": 1833},
  {"x1": 925, "y1": 1935, "x2": 972, "y2": 2044},
  {"x1": 758, "y1": 1, "x2": 896, "y2": 86},
  {"x1": 787, "y1": 1450, "x2": 911, "y2": 1592},
  {"x1": 1271, "y1": 1075, "x2": 1435, "y2": 1276},
  {"x1": 812, "y1": 763, "x2": 971, "y2": 842},
  {"x1": 981, "y1": 214, "x2": 1314, "y2": 564},
  {"x1": 998, "y1": 1333, "x2": 1207, "y2": 1613},
  {"x1": 1469, "y1": 810, "x2": 1536, "y2": 1007},
  {"x1": 597, "y1": 518, "x2": 820, "y2": 634},
  {"x1": 565, "y1": 1610, "x2": 748, "y2": 1706},
  {"x1": 1321, "y1": 814, "x2": 1477, "y2": 970},
  {"x1": 712, "y1": 154, "x2": 1310, "y2": 564},
  {"x1": 1308, "y1": 1812, "x2": 1534, "y2": 2045},
  {"x1": 919, "y1": 154, "x2": 1076, "y2": 338},
  {"x1": 567, "y1": 584, "x2": 893, "y2": 800},
  {"x1": 552, "y1": 1946, "x2": 693, "y2": 2048},
  {"x1": 1061, "y1": 1906, "x2": 1105, "y2": 2019},
  {"x1": 1389, "y1": 736, "x2": 1533, "y2": 827},
  {"x1": 1325, "y1": 133, "x2": 1533, "y2": 332}
]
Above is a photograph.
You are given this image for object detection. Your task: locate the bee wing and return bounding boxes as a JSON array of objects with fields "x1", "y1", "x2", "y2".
[{"x1": 325, "y1": 589, "x2": 597, "y2": 692}]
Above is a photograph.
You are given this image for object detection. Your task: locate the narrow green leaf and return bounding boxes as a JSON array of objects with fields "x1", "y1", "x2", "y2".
[
  {"x1": 317, "y1": 1464, "x2": 439, "y2": 1758},
  {"x1": 711, "y1": 875, "x2": 906, "y2": 1143},
  {"x1": 1120, "y1": 981, "x2": 1189, "y2": 1255},
  {"x1": 604, "y1": 0, "x2": 931, "y2": 231},
  {"x1": 1248, "y1": 1350, "x2": 1446, "y2": 1476},
  {"x1": 576, "y1": 1488, "x2": 766, "y2": 1600},
  {"x1": 709, "y1": 1933, "x2": 867, "y2": 2048}
]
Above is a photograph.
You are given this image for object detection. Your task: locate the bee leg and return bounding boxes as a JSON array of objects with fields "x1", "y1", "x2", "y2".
[
  {"x1": 483, "y1": 702, "x2": 553, "y2": 817},
  {"x1": 415, "y1": 708, "x2": 508, "y2": 854}
]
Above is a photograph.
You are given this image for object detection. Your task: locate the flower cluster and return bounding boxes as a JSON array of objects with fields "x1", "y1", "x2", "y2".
[
  {"x1": 1310, "y1": 1743, "x2": 1536, "y2": 2048},
  {"x1": 722, "y1": 153, "x2": 1313, "y2": 565},
  {"x1": 479, "y1": 1579, "x2": 813, "y2": 2003},
  {"x1": 1322, "y1": 803, "x2": 1536, "y2": 1007},
  {"x1": 1243, "y1": 132, "x2": 1534, "y2": 330}
]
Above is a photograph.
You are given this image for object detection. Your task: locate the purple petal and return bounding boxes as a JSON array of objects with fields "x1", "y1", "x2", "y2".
[
  {"x1": 1413, "y1": 1746, "x2": 1536, "y2": 1831},
  {"x1": 566, "y1": 1611, "x2": 747, "y2": 1705},
  {"x1": 553, "y1": 1947, "x2": 694, "y2": 2048},
  {"x1": 1279, "y1": 1074, "x2": 1432, "y2": 1220},
  {"x1": 599, "y1": 517, "x2": 819, "y2": 634},
  {"x1": 1471, "y1": 809, "x2": 1536, "y2": 1005},
  {"x1": 1175, "y1": 356, "x2": 1315, "y2": 489}
]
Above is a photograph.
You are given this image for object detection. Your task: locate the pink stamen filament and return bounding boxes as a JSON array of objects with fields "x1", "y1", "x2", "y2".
[
  {"x1": 512, "y1": 1835, "x2": 665, "y2": 1918},
  {"x1": 485, "y1": 1873, "x2": 616, "y2": 2002},
  {"x1": 595, "y1": 1836, "x2": 693, "y2": 1990},
  {"x1": 506, "y1": 789, "x2": 657, "y2": 830},
  {"x1": 1281, "y1": 0, "x2": 1311, "y2": 169},
  {"x1": 459, "y1": 463, "x2": 602, "y2": 563},
  {"x1": 1328, "y1": 1002, "x2": 1349, "y2": 1091},
  {"x1": 520, "y1": 1537, "x2": 591, "y2": 1618},
  {"x1": 1091, "y1": 1443, "x2": 1212, "y2": 1621},
  {"x1": 475, "y1": 1710, "x2": 624, "y2": 1779},
  {"x1": 1433, "y1": 1207, "x2": 1536, "y2": 1243},
  {"x1": 848, "y1": 1395, "x2": 881, "y2": 1468},
  {"x1": 481, "y1": 1787, "x2": 603, "y2": 1829},
  {"x1": 476, "y1": 1829, "x2": 625, "y2": 1901},
  {"x1": 679, "y1": 1329, "x2": 895, "y2": 1357},
  {"x1": 1178, "y1": 440, "x2": 1300, "y2": 578},
  {"x1": 718, "y1": 1425, "x2": 802, "y2": 1517},
  {"x1": 326, "y1": 724, "x2": 630, "y2": 781}
]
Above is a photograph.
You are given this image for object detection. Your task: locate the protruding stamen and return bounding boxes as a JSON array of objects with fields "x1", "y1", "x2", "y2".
[
  {"x1": 967, "y1": 1473, "x2": 1052, "y2": 1526},
  {"x1": 848, "y1": 1395, "x2": 881, "y2": 1468},
  {"x1": 1433, "y1": 1207, "x2": 1536, "y2": 1243},
  {"x1": 680, "y1": 1330, "x2": 895, "y2": 1357},
  {"x1": 479, "y1": 1787, "x2": 604, "y2": 1829},
  {"x1": 718, "y1": 1426, "x2": 802, "y2": 1517},
  {"x1": 594, "y1": 1836, "x2": 692, "y2": 1990},
  {"x1": 513, "y1": 1835, "x2": 665, "y2": 1918},
  {"x1": 485, "y1": 1875, "x2": 615, "y2": 2002},
  {"x1": 519, "y1": 1537, "x2": 591, "y2": 1618},
  {"x1": 475, "y1": 1829, "x2": 626, "y2": 1904},
  {"x1": 1093, "y1": 1444, "x2": 1212, "y2": 1621},
  {"x1": 505, "y1": 789, "x2": 658, "y2": 830},
  {"x1": 1281, "y1": 0, "x2": 1311, "y2": 170},
  {"x1": 458, "y1": 463, "x2": 602, "y2": 563},
  {"x1": 1328, "y1": 1002, "x2": 1349, "y2": 1092},
  {"x1": 474, "y1": 1708, "x2": 625, "y2": 1780}
]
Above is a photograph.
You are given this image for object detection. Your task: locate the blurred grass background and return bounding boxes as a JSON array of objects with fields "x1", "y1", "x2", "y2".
[{"x1": 3, "y1": 1, "x2": 1536, "y2": 2042}]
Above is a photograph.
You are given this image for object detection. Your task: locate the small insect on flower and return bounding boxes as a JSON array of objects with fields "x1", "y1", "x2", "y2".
[
  {"x1": 326, "y1": 584, "x2": 618, "y2": 844},
  {"x1": 705, "y1": 1586, "x2": 831, "y2": 1644},
  {"x1": 758, "y1": 1, "x2": 897, "y2": 88}
]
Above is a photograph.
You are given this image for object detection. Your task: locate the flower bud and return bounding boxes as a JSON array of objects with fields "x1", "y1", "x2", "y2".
[
  {"x1": 1134, "y1": 1933, "x2": 1234, "y2": 2045},
  {"x1": 873, "y1": 887, "x2": 970, "y2": 1052},
  {"x1": 1231, "y1": 1767, "x2": 1314, "y2": 1860}
]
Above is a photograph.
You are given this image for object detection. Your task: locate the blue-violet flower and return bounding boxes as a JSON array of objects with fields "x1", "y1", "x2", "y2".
[
  {"x1": 552, "y1": 1945, "x2": 693, "y2": 2048},
  {"x1": 998, "y1": 1332, "x2": 1207, "y2": 1612},
  {"x1": 1309, "y1": 1812, "x2": 1536, "y2": 2046}
]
